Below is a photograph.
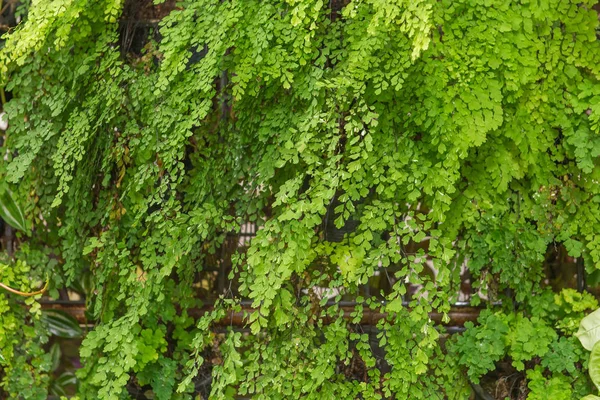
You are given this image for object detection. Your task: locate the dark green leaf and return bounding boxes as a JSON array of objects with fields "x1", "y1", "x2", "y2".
[
  {"x1": 0, "y1": 188, "x2": 26, "y2": 232},
  {"x1": 42, "y1": 310, "x2": 83, "y2": 339},
  {"x1": 55, "y1": 371, "x2": 77, "y2": 387},
  {"x1": 49, "y1": 343, "x2": 61, "y2": 372}
]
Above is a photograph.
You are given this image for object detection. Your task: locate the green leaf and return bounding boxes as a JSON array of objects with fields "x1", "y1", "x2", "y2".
[
  {"x1": 55, "y1": 371, "x2": 77, "y2": 387},
  {"x1": 386, "y1": 297, "x2": 404, "y2": 313},
  {"x1": 576, "y1": 308, "x2": 600, "y2": 351},
  {"x1": 590, "y1": 342, "x2": 600, "y2": 391},
  {"x1": 50, "y1": 371, "x2": 77, "y2": 397},
  {"x1": 49, "y1": 343, "x2": 62, "y2": 372},
  {"x1": 41, "y1": 309, "x2": 83, "y2": 338},
  {"x1": 0, "y1": 188, "x2": 26, "y2": 232}
]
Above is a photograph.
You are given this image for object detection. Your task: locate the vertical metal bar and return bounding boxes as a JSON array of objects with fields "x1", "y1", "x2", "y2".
[
  {"x1": 577, "y1": 257, "x2": 586, "y2": 293},
  {"x1": 4, "y1": 224, "x2": 13, "y2": 257}
]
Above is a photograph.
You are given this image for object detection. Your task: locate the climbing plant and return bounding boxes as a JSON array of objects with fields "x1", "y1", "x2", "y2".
[{"x1": 1, "y1": 0, "x2": 600, "y2": 398}]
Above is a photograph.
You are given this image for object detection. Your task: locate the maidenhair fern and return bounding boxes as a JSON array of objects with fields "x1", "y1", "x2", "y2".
[{"x1": 1, "y1": 0, "x2": 600, "y2": 398}]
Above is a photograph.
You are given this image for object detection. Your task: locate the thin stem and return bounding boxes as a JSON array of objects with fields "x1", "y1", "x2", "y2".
[{"x1": 0, "y1": 279, "x2": 49, "y2": 297}]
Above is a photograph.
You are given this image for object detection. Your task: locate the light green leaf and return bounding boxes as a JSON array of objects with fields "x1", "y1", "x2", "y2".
[
  {"x1": 0, "y1": 188, "x2": 27, "y2": 232},
  {"x1": 386, "y1": 297, "x2": 404, "y2": 313},
  {"x1": 577, "y1": 309, "x2": 600, "y2": 351},
  {"x1": 590, "y1": 342, "x2": 600, "y2": 391}
]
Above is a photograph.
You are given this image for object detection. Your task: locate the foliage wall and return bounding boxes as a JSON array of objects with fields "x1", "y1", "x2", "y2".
[{"x1": 1, "y1": 0, "x2": 600, "y2": 398}]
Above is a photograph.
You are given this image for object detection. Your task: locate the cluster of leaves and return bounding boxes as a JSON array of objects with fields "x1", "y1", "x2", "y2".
[
  {"x1": 0, "y1": 256, "x2": 50, "y2": 398},
  {"x1": 0, "y1": 237, "x2": 81, "y2": 397},
  {"x1": 1, "y1": 0, "x2": 600, "y2": 398},
  {"x1": 452, "y1": 289, "x2": 597, "y2": 398}
]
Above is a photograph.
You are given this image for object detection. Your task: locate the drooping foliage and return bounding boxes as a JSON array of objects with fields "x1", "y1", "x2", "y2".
[{"x1": 1, "y1": 0, "x2": 600, "y2": 398}]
